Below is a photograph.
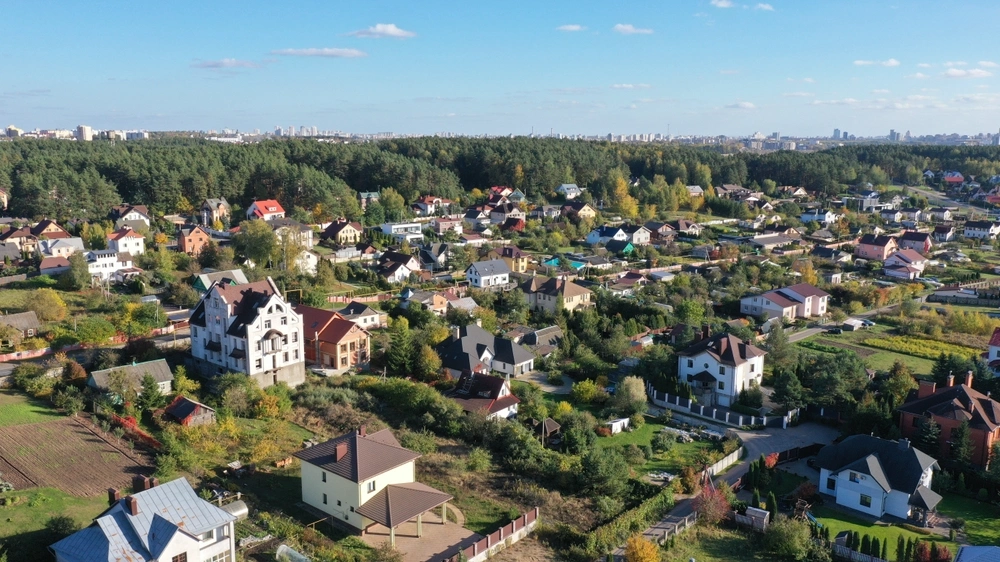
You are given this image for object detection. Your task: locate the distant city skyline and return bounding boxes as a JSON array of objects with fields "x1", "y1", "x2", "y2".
[{"x1": 4, "y1": 1, "x2": 1000, "y2": 136}]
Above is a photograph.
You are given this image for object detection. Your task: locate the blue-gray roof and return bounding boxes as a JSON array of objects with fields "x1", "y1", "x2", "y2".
[
  {"x1": 50, "y1": 477, "x2": 236, "y2": 562},
  {"x1": 467, "y1": 259, "x2": 510, "y2": 277}
]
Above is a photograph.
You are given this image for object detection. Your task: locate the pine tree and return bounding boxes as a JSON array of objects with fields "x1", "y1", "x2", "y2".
[
  {"x1": 752, "y1": 488, "x2": 761, "y2": 509},
  {"x1": 952, "y1": 421, "x2": 974, "y2": 466},
  {"x1": 767, "y1": 491, "x2": 778, "y2": 522},
  {"x1": 916, "y1": 417, "x2": 942, "y2": 455},
  {"x1": 386, "y1": 317, "x2": 414, "y2": 377},
  {"x1": 929, "y1": 542, "x2": 939, "y2": 562},
  {"x1": 872, "y1": 538, "x2": 881, "y2": 560},
  {"x1": 852, "y1": 532, "x2": 861, "y2": 553},
  {"x1": 897, "y1": 535, "x2": 906, "y2": 562},
  {"x1": 882, "y1": 538, "x2": 888, "y2": 561},
  {"x1": 862, "y1": 535, "x2": 871, "y2": 556},
  {"x1": 905, "y1": 537, "x2": 914, "y2": 562}
]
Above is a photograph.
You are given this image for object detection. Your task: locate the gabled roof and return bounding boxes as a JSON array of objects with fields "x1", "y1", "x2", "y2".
[
  {"x1": 677, "y1": 333, "x2": 766, "y2": 366},
  {"x1": 898, "y1": 382, "x2": 1000, "y2": 433},
  {"x1": 0, "y1": 311, "x2": 40, "y2": 332},
  {"x1": 293, "y1": 428, "x2": 420, "y2": 483},
  {"x1": 815, "y1": 435, "x2": 939, "y2": 495},
  {"x1": 520, "y1": 275, "x2": 591, "y2": 298},
  {"x1": 164, "y1": 395, "x2": 215, "y2": 422},
  {"x1": 89, "y1": 359, "x2": 174, "y2": 391},
  {"x1": 249, "y1": 199, "x2": 285, "y2": 216},
  {"x1": 491, "y1": 202, "x2": 521, "y2": 214},
  {"x1": 448, "y1": 373, "x2": 520, "y2": 415},
  {"x1": 266, "y1": 217, "x2": 312, "y2": 233},
  {"x1": 887, "y1": 249, "x2": 927, "y2": 264},
  {"x1": 965, "y1": 220, "x2": 1000, "y2": 229},
  {"x1": 107, "y1": 227, "x2": 144, "y2": 241},
  {"x1": 467, "y1": 259, "x2": 510, "y2": 277},
  {"x1": 39, "y1": 256, "x2": 70, "y2": 270},
  {"x1": 189, "y1": 278, "x2": 280, "y2": 335},
  {"x1": 357, "y1": 482, "x2": 453, "y2": 528},
  {"x1": 179, "y1": 225, "x2": 211, "y2": 237},
  {"x1": 522, "y1": 325, "x2": 564, "y2": 347},
  {"x1": 339, "y1": 301, "x2": 381, "y2": 318},
  {"x1": 858, "y1": 234, "x2": 896, "y2": 247},
  {"x1": 954, "y1": 546, "x2": 1000, "y2": 562},
  {"x1": 436, "y1": 323, "x2": 533, "y2": 373},
  {"x1": 50, "y1": 477, "x2": 236, "y2": 562},
  {"x1": 899, "y1": 231, "x2": 931, "y2": 242},
  {"x1": 785, "y1": 283, "x2": 830, "y2": 299},
  {"x1": 621, "y1": 224, "x2": 650, "y2": 235},
  {"x1": 605, "y1": 239, "x2": 634, "y2": 253},
  {"x1": 322, "y1": 219, "x2": 363, "y2": 239},
  {"x1": 202, "y1": 197, "x2": 229, "y2": 210},
  {"x1": 591, "y1": 225, "x2": 624, "y2": 237},
  {"x1": 193, "y1": 269, "x2": 248, "y2": 289},
  {"x1": 109, "y1": 204, "x2": 150, "y2": 220}
]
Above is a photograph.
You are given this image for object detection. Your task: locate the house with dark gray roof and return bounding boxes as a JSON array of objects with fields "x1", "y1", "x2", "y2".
[
  {"x1": 0, "y1": 311, "x2": 41, "y2": 340},
  {"x1": 465, "y1": 259, "x2": 510, "y2": 289},
  {"x1": 677, "y1": 329, "x2": 766, "y2": 408},
  {"x1": 293, "y1": 427, "x2": 452, "y2": 546},
  {"x1": 88, "y1": 359, "x2": 174, "y2": 396},
  {"x1": 448, "y1": 372, "x2": 520, "y2": 419},
  {"x1": 437, "y1": 323, "x2": 534, "y2": 377},
  {"x1": 50, "y1": 477, "x2": 236, "y2": 562},
  {"x1": 816, "y1": 435, "x2": 940, "y2": 522}
]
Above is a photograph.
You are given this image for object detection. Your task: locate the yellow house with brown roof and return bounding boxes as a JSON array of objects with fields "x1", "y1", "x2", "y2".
[
  {"x1": 486, "y1": 245, "x2": 530, "y2": 273},
  {"x1": 521, "y1": 275, "x2": 593, "y2": 313}
]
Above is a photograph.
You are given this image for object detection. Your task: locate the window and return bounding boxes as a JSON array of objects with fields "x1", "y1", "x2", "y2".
[
  {"x1": 198, "y1": 529, "x2": 215, "y2": 542},
  {"x1": 282, "y1": 335, "x2": 288, "y2": 345},
  {"x1": 859, "y1": 495, "x2": 872, "y2": 508},
  {"x1": 341, "y1": 344, "x2": 348, "y2": 353},
  {"x1": 283, "y1": 352, "x2": 289, "y2": 362},
  {"x1": 264, "y1": 320, "x2": 271, "y2": 329},
  {"x1": 323, "y1": 493, "x2": 328, "y2": 505},
  {"x1": 718, "y1": 366, "x2": 725, "y2": 375},
  {"x1": 171, "y1": 555, "x2": 187, "y2": 562},
  {"x1": 350, "y1": 506, "x2": 355, "y2": 512},
  {"x1": 826, "y1": 478, "x2": 836, "y2": 490},
  {"x1": 255, "y1": 359, "x2": 262, "y2": 369},
  {"x1": 321, "y1": 471, "x2": 326, "y2": 482},
  {"x1": 687, "y1": 359, "x2": 693, "y2": 368},
  {"x1": 718, "y1": 381, "x2": 725, "y2": 390},
  {"x1": 204, "y1": 553, "x2": 232, "y2": 562},
  {"x1": 367, "y1": 481, "x2": 376, "y2": 493},
  {"x1": 849, "y1": 472, "x2": 860, "y2": 483},
  {"x1": 256, "y1": 341, "x2": 261, "y2": 351},
  {"x1": 337, "y1": 500, "x2": 342, "y2": 506},
  {"x1": 912, "y1": 417, "x2": 922, "y2": 428},
  {"x1": 294, "y1": 349, "x2": 299, "y2": 359},
  {"x1": 350, "y1": 342, "x2": 356, "y2": 352},
  {"x1": 750, "y1": 363, "x2": 756, "y2": 373},
  {"x1": 192, "y1": 327, "x2": 198, "y2": 337},
  {"x1": 281, "y1": 316, "x2": 288, "y2": 325},
  {"x1": 292, "y1": 333, "x2": 298, "y2": 343}
]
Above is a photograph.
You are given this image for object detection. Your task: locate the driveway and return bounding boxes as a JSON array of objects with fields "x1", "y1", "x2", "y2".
[{"x1": 520, "y1": 371, "x2": 572, "y2": 394}]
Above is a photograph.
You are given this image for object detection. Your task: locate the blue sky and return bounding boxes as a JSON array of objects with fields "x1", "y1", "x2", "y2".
[{"x1": 4, "y1": 0, "x2": 1000, "y2": 136}]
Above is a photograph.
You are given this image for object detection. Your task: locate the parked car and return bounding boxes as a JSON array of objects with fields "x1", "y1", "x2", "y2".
[
  {"x1": 826, "y1": 328, "x2": 843, "y2": 335},
  {"x1": 861, "y1": 320, "x2": 875, "y2": 327}
]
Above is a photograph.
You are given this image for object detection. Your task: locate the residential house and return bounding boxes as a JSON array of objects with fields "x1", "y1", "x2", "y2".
[
  {"x1": 897, "y1": 231, "x2": 933, "y2": 254},
  {"x1": 810, "y1": 246, "x2": 852, "y2": 264},
  {"x1": 899, "y1": 208, "x2": 923, "y2": 223},
  {"x1": 898, "y1": 373, "x2": 1000, "y2": 469},
  {"x1": 268, "y1": 218, "x2": 314, "y2": 250},
  {"x1": 338, "y1": 301, "x2": 388, "y2": 330},
  {"x1": 430, "y1": 217, "x2": 463, "y2": 236},
  {"x1": 489, "y1": 202, "x2": 525, "y2": 225},
  {"x1": 379, "y1": 261, "x2": 413, "y2": 284},
  {"x1": 556, "y1": 183, "x2": 583, "y2": 199},
  {"x1": 193, "y1": 269, "x2": 248, "y2": 293},
  {"x1": 380, "y1": 222, "x2": 423, "y2": 244},
  {"x1": 749, "y1": 233, "x2": 797, "y2": 252},
  {"x1": 816, "y1": 435, "x2": 940, "y2": 521},
  {"x1": 880, "y1": 209, "x2": 903, "y2": 223},
  {"x1": 622, "y1": 224, "x2": 651, "y2": 246},
  {"x1": 801, "y1": 209, "x2": 838, "y2": 225},
  {"x1": 686, "y1": 185, "x2": 705, "y2": 197},
  {"x1": 448, "y1": 373, "x2": 520, "y2": 420},
  {"x1": 500, "y1": 217, "x2": 526, "y2": 233},
  {"x1": 39, "y1": 256, "x2": 70, "y2": 276},
  {"x1": 486, "y1": 245, "x2": 529, "y2": 273},
  {"x1": 561, "y1": 201, "x2": 597, "y2": 220},
  {"x1": 739, "y1": 283, "x2": 830, "y2": 320},
  {"x1": 677, "y1": 329, "x2": 766, "y2": 407},
  {"x1": 854, "y1": 234, "x2": 898, "y2": 261},
  {"x1": 322, "y1": 219, "x2": 364, "y2": 246},
  {"x1": 412, "y1": 195, "x2": 453, "y2": 217},
  {"x1": 201, "y1": 197, "x2": 231, "y2": 225},
  {"x1": 437, "y1": 323, "x2": 535, "y2": 377},
  {"x1": 583, "y1": 255, "x2": 613, "y2": 270},
  {"x1": 189, "y1": 277, "x2": 306, "y2": 388},
  {"x1": 884, "y1": 249, "x2": 928, "y2": 279},
  {"x1": 107, "y1": 227, "x2": 146, "y2": 256},
  {"x1": 671, "y1": 219, "x2": 703, "y2": 237},
  {"x1": 521, "y1": 325, "x2": 563, "y2": 357},
  {"x1": 462, "y1": 209, "x2": 490, "y2": 229},
  {"x1": 246, "y1": 199, "x2": 286, "y2": 221},
  {"x1": 419, "y1": 243, "x2": 453, "y2": 270},
  {"x1": 933, "y1": 225, "x2": 955, "y2": 242},
  {"x1": 400, "y1": 289, "x2": 449, "y2": 316},
  {"x1": 605, "y1": 239, "x2": 635, "y2": 255},
  {"x1": 964, "y1": 220, "x2": 1000, "y2": 240},
  {"x1": 943, "y1": 171, "x2": 965, "y2": 186},
  {"x1": 0, "y1": 311, "x2": 41, "y2": 342},
  {"x1": 88, "y1": 359, "x2": 174, "y2": 396},
  {"x1": 764, "y1": 225, "x2": 803, "y2": 238},
  {"x1": 86, "y1": 250, "x2": 135, "y2": 282},
  {"x1": 164, "y1": 395, "x2": 217, "y2": 426},
  {"x1": 357, "y1": 191, "x2": 380, "y2": 210},
  {"x1": 608, "y1": 271, "x2": 648, "y2": 296},
  {"x1": 521, "y1": 275, "x2": 593, "y2": 313},
  {"x1": 955, "y1": 547, "x2": 1000, "y2": 562},
  {"x1": 378, "y1": 251, "x2": 421, "y2": 273},
  {"x1": 459, "y1": 233, "x2": 488, "y2": 247},
  {"x1": 296, "y1": 305, "x2": 371, "y2": 371},
  {"x1": 109, "y1": 204, "x2": 152, "y2": 228},
  {"x1": 586, "y1": 225, "x2": 627, "y2": 245},
  {"x1": 178, "y1": 225, "x2": 212, "y2": 256},
  {"x1": 691, "y1": 244, "x2": 716, "y2": 259},
  {"x1": 50, "y1": 478, "x2": 237, "y2": 562},
  {"x1": 293, "y1": 427, "x2": 452, "y2": 545},
  {"x1": 0, "y1": 241, "x2": 22, "y2": 263},
  {"x1": 928, "y1": 208, "x2": 953, "y2": 222},
  {"x1": 644, "y1": 221, "x2": 676, "y2": 242},
  {"x1": 36, "y1": 237, "x2": 84, "y2": 258},
  {"x1": 465, "y1": 259, "x2": 510, "y2": 289},
  {"x1": 529, "y1": 205, "x2": 562, "y2": 221}
]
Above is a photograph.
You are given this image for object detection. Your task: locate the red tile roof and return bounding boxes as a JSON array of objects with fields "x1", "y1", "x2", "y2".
[
  {"x1": 990, "y1": 327, "x2": 1000, "y2": 348},
  {"x1": 108, "y1": 227, "x2": 143, "y2": 240}
]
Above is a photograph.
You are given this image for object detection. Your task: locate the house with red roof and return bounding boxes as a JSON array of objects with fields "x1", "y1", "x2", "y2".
[
  {"x1": 739, "y1": 283, "x2": 830, "y2": 321},
  {"x1": 677, "y1": 329, "x2": 767, "y2": 407},
  {"x1": 897, "y1": 231, "x2": 933, "y2": 254},
  {"x1": 985, "y1": 327, "x2": 1000, "y2": 376},
  {"x1": 295, "y1": 304, "x2": 371, "y2": 372},
  {"x1": 246, "y1": 199, "x2": 286, "y2": 221},
  {"x1": 884, "y1": 249, "x2": 928, "y2": 279},
  {"x1": 448, "y1": 372, "x2": 520, "y2": 420},
  {"x1": 107, "y1": 227, "x2": 146, "y2": 255},
  {"x1": 412, "y1": 195, "x2": 453, "y2": 217},
  {"x1": 855, "y1": 234, "x2": 898, "y2": 261}
]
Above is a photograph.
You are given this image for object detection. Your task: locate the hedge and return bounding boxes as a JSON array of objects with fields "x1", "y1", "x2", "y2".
[
  {"x1": 584, "y1": 488, "x2": 675, "y2": 555},
  {"x1": 797, "y1": 341, "x2": 840, "y2": 354},
  {"x1": 861, "y1": 336, "x2": 980, "y2": 361}
]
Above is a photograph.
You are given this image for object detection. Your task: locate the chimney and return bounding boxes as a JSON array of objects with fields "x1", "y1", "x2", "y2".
[
  {"x1": 947, "y1": 375, "x2": 955, "y2": 387},
  {"x1": 133, "y1": 475, "x2": 150, "y2": 491},
  {"x1": 108, "y1": 488, "x2": 121, "y2": 506},
  {"x1": 126, "y1": 496, "x2": 139, "y2": 516},
  {"x1": 702, "y1": 325, "x2": 711, "y2": 341},
  {"x1": 917, "y1": 380, "x2": 937, "y2": 399},
  {"x1": 898, "y1": 438, "x2": 911, "y2": 450},
  {"x1": 149, "y1": 477, "x2": 159, "y2": 488},
  {"x1": 358, "y1": 425, "x2": 367, "y2": 437},
  {"x1": 335, "y1": 442, "x2": 348, "y2": 462},
  {"x1": 475, "y1": 318, "x2": 482, "y2": 328},
  {"x1": 966, "y1": 371, "x2": 974, "y2": 387},
  {"x1": 453, "y1": 325, "x2": 461, "y2": 341}
]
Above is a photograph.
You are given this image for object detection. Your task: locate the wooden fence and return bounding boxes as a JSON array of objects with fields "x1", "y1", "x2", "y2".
[
  {"x1": 832, "y1": 543, "x2": 889, "y2": 562},
  {"x1": 440, "y1": 507, "x2": 539, "y2": 562}
]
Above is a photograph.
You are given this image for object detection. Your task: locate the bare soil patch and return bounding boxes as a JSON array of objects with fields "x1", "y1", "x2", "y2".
[{"x1": 0, "y1": 417, "x2": 152, "y2": 496}]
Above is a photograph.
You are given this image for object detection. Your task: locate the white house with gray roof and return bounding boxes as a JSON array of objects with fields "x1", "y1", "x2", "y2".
[
  {"x1": 465, "y1": 259, "x2": 510, "y2": 288},
  {"x1": 88, "y1": 358, "x2": 174, "y2": 396},
  {"x1": 50, "y1": 477, "x2": 236, "y2": 562}
]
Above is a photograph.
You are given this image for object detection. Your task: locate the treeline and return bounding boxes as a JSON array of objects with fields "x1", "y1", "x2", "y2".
[{"x1": 6, "y1": 137, "x2": 1000, "y2": 221}]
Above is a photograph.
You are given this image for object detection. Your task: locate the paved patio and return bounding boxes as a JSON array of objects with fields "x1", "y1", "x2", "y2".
[{"x1": 360, "y1": 510, "x2": 482, "y2": 562}]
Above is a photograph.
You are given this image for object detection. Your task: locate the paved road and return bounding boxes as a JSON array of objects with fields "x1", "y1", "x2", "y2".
[
  {"x1": 904, "y1": 184, "x2": 982, "y2": 217},
  {"x1": 612, "y1": 422, "x2": 840, "y2": 558}
]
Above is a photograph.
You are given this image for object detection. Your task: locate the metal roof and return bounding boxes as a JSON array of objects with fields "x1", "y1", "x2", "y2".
[{"x1": 293, "y1": 428, "x2": 420, "y2": 483}]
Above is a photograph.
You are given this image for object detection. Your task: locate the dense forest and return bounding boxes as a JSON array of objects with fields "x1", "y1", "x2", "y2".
[{"x1": 5, "y1": 137, "x2": 1000, "y2": 222}]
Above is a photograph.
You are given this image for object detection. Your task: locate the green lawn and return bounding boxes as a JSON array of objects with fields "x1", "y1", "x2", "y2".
[
  {"x1": 0, "y1": 487, "x2": 108, "y2": 562},
  {"x1": 0, "y1": 390, "x2": 63, "y2": 427},
  {"x1": 661, "y1": 525, "x2": 769, "y2": 562},
  {"x1": 811, "y1": 505, "x2": 952, "y2": 551},
  {"x1": 797, "y1": 325, "x2": 937, "y2": 375},
  {"x1": 937, "y1": 494, "x2": 1000, "y2": 546}
]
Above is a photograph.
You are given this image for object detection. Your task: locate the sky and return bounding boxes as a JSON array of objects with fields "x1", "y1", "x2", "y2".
[{"x1": 4, "y1": 0, "x2": 1000, "y2": 137}]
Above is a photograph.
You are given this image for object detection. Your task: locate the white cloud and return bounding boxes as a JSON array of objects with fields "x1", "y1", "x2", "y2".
[
  {"x1": 906, "y1": 72, "x2": 929, "y2": 79},
  {"x1": 782, "y1": 92, "x2": 814, "y2": 97},
  {"x1": 945, "y1": 68, "x2": 993, "y2": 78},
  {"x1": 803, "y1": 77, "x2": 815, "y2": 83},
  {"x1": 944, "y1": 61, "x2": 968, "y2": 67},
  {"x1": 710, "y1": 0, "x2": 734, "y2": 6},
  {"x1": 271, "y1": 48, "x2": 367, "y2": 58},
  {"x1": 979, "y1": 61, "x2": 999, "y2": 68},
  {"x1": 906, "y1": 94, "x2": 935, "y2": 101},
  {"x1": 613, "y1": 23, "x2": 653, "y2": 34},
  {"x1": 557, "y1": 24, "x2": 585, "y2": 32},
  {"x1": 754, "y1": 3, "x2": 774, "y2": 10},
  {"x1": 882, "y1": 58, "x2": 900, "y2": 67},
  {"x1": 811, "y1": 98, "x2": 858, "y2": 105},
  {"x1": 725, "y1": 101, "x2": 755, "y2": 109},
  {"x1": 348, "y1": 23, "x2": 415, "y2": 38},
  {"x1": 855, "y1": 59, "x2": 899, "y2": 67},
  {"x1": 610, "y1": 83, "x2": 651, "y2": 89},
  {"x1": 192, "y1": 58, "x2": 259, "y2": 69},
  {"x1": 872, "y1": 89, "x2": 890, "y2": 94},
  {"x1": 917, "y1": 63, "x2": 931, "y2": 68}
]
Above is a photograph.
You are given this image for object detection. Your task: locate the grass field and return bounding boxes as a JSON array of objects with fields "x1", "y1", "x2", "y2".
[
  {"x1": 797, "y1": 325, "x2": 939, "y2": 375},
  {"x1": 937, "y1": 494, "x2": 1000, "y2": 546},
  {"x1": 811, "y1": 505, "x2": 953, "y2": 551},
  {"x1": 661, "y1": 525, "x2": 769, "y2": 562},
  {"x1": 596, "y1": 421, "x2": 717, "y2": 474},
  {"x1": 0, "y1": 391, "x2": 63, "y2": 427},
  {"x1": 0, "y1": 487, "x2": 108, "y2": 562}
]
